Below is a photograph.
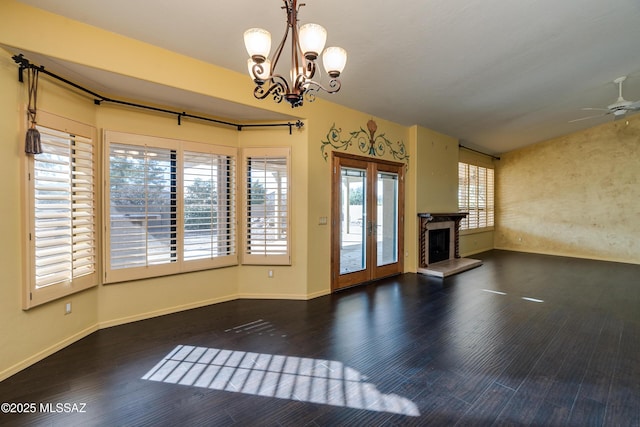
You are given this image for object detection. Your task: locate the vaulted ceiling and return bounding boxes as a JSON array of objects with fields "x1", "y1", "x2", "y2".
[{"x1": 14, "y1": 0, "x2": 640, "y2": 154}]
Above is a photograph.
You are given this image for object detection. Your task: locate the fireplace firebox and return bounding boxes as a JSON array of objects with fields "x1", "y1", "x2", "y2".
[{"x1": 429, "y1": 228, "x2": 450, "y2": 264}]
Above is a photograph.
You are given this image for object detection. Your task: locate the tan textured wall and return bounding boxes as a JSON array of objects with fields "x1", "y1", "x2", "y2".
[{"x1": 495, "y1": 116, "x2": 640, "y2": 264}]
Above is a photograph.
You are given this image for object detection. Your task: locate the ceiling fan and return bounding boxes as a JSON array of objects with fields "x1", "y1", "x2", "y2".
[{"x1": 570, "y1": 76, "x2": 640, "y2": 123}]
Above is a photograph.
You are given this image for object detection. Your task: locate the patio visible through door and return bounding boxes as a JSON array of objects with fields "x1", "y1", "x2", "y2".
[{"x1": 331, "y1": 153, "x2": 405, "y2": 291}]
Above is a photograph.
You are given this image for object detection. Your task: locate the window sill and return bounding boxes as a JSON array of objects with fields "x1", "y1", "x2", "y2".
[{"x1": 460, "y1": 227, "x2": 494, "y2": 236}]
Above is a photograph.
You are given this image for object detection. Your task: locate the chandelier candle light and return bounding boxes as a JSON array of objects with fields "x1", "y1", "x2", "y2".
[{"x1": 244, "y1": 0, "x2": 347, "y2": 108}]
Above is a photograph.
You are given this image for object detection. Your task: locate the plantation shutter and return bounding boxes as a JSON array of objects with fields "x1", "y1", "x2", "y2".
[
  {"x1": 242, "y1": 148, "x2": 291, "y2": 265},
  {"x1": 458, "y1": 162, "x2": 470, "y2": 230},
  {"x1": 25, "y1": 115, "x2": 97, "y2": 310},
  {"x1": 105, "y1": 132, "x2": 239, "y2": 283},
  {"x1": 108, "y1": 142, "x2": 177, "y2": 277},
  {"x1": 477, "y1": 166, "x2": 487, "y2": 228},
  {"x1": 487, "y1": 168, "x2": 495, "y2": 227},
  {"x1": 458, "y1": 161, "x2": 494, "y2": 231},
  {"x1": 33, "y1": 127, "x2": 96, "y2": 288},
  {"x1": 183, "y1": 145, "x2": 237, "y2": 268}
]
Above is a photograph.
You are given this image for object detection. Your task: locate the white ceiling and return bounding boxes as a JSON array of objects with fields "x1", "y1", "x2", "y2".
[{"x1": 14, "y1": 0, "x2": 640, "y2": 154}]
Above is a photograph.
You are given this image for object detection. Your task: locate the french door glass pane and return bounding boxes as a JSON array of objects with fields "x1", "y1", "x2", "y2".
[
  {"x1": 377, "y1": 172, "x2": 398, "y2": 266},
  {"x1": 340, "y1": 167, "x2": 366, "y2": 274}
]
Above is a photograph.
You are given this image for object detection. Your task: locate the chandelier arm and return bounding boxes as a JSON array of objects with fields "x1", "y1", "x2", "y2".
[
  {"x1": 250, "y1": 62, "x2": 267, "y2": 82},
  {"x1": 270, "y1": 73, "x2": 291, "y2": 94},
  {"x1": 270, "y1": 0, "x2": 294, "y2": 73},
  {"x1": 294, "y1": 73, "x2": 307, "y2": 91},
  {"x1": 270, "y1": 23, "x2": 288, "y2": 73},
  {"x1": 254, "y1": 74, "x2": 291, "y2": 104},
  {"x1": 254, "y1": 82, "x2": 285, "y2": 104},
  {"x1": 302, "y1": 78, "x2": 341, "y2": 96},
  {"x1": 305, "y1": 60, "x2": 316, "y2": 80},
  {"x1": 290, "y1": 1, "x2": 304, "y2": 89}
]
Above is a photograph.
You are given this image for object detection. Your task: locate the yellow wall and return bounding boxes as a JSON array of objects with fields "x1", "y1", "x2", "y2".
[
  {"x1": 414, "y1": 126, "x2": 459, "y2": 213},
  {"x1": 495, "y1": 115, "x2": 640, "y2": 264},
  {"x1": 0, "y1": 49, "x2": 100, "y2": 380}
]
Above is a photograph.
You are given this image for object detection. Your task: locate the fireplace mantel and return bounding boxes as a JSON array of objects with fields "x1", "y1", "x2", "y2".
[
  {"x1": 417, "y1": 212, "x2": 482, "y2": 277},
  {"x1": 418, "y1": 212, "x2": 468, "y2": 221}
]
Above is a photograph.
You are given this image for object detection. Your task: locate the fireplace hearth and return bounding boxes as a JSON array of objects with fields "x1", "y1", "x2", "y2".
[{"x1": 417, "y1": 213, "x2": 482, "y2": 277}]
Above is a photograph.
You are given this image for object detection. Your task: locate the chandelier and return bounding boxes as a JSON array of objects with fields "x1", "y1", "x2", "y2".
[{"x1": 244, "y1": 0, "x2": 347, "y2": 108}]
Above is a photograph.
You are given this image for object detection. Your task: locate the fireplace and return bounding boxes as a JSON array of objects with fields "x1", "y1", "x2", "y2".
[{"x1": 417, "y1": 213, "x2": 482, "y2": 277}]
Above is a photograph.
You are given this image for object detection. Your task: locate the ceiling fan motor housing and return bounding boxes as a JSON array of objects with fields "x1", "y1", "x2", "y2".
[{"x1": 608, "y1": 99, "x2": 632, "y2": 111}]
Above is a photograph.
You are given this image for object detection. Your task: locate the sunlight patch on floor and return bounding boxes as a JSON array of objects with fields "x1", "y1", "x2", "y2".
[
  {"x1": 482, "y1": 289, "x2": 507, "y2": 295},
  {"x1": 142, "y1": 345, "x2": 420, "y2": 416}
]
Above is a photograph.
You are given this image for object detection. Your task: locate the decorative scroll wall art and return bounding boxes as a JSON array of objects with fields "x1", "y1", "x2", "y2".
[{"x1": 321, "y1": 120, "x2": 409, "y2": 167}]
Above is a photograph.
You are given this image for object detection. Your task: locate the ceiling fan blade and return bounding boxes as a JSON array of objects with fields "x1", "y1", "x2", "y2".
[
  {"x1": 581, "y1": 107, "x2": 611, "y2": 111},
  {"x1": 568, "y1": 112, "x2": 610, "y2": 123},
  {"x1": 626, "y1": 100, "x2": 640, "y2": 110}
]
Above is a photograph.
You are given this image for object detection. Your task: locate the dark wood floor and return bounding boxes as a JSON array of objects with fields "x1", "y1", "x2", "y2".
[{"x1": 1, "y1": 250, "x2": 639, "y2": 426}]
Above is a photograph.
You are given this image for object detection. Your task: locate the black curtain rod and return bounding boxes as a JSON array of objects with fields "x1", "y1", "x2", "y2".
[
  {"x1": 458, "y1": 144, "x2": 500, "y2": 160},
  {"x1": 12, "y1": 54, "x2": 304, "y2": 134}
]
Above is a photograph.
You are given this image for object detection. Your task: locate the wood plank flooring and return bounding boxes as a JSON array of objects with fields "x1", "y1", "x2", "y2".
[{"x1": 1, "y1": 250, "x2": 639, "y2": 426}]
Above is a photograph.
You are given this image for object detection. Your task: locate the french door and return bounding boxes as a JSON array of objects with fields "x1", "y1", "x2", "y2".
[{"x1": 331, "y1": 153, "x2": 405, "y2": 291}]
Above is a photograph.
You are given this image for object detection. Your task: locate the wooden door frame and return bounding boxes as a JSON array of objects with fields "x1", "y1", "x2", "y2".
[{"x1": 331, "y1": 152, "x2": 405, "y2": 291}]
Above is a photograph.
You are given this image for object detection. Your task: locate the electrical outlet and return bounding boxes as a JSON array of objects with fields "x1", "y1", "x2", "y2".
[
  {"x1": 268, "y1": 270, "x2": 274, "y2": 278},
  {"x1": 65, "y1": 302, "x2": 72, "y2": 315}
]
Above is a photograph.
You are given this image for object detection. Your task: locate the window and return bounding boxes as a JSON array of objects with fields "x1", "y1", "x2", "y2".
[
  {"x1": 183, "y1": 143, "x2": 236, "y2": 268},
  {"x1": 104, "y1": 131, "x2": 236, "y2": 283},
  {"x1": 458, "y1": 162, "x2": 494, "y2": 231},
  {"x1": 24, "y1": 113, "x2": 97, "y2": 309},
  {"x1": 108, "y1": 141, "x2": 177, "y2": 273},
  {"x1": 241, "y1": 148, "x2": 291, "y2": 265}
]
